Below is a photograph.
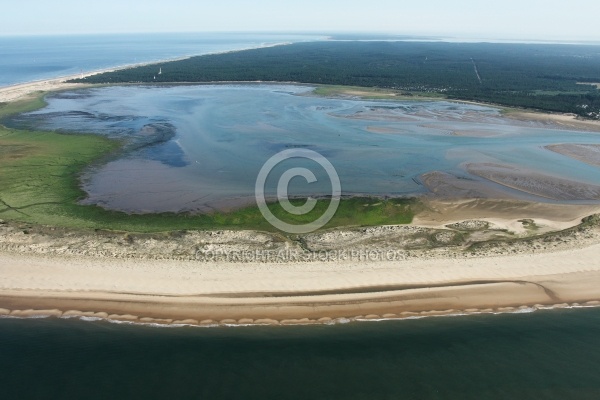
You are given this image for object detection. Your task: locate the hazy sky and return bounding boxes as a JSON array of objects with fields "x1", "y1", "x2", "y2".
[{"x1": 2, "y1": 0, "x2": 599, "y2": 40}]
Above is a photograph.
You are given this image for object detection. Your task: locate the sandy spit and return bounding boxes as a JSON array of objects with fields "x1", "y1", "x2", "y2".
[
  {"x1": 1, "y1": 238, "x2": 599, "y2": 326},
  {"x1": 0, "y1": 56, "x2": 193, "y2": 103}
]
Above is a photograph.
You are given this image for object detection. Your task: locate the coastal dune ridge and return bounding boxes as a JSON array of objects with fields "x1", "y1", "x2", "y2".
[{"x1": 1, "y1": 219, "x2": 600, "y2": 326}]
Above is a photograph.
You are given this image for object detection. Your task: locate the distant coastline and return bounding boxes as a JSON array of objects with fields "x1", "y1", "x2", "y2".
[
  {"x1": 0, "y1": 32, "x2": 322, "y2": 88},
  {"x1": 70, "y1": 41, "x2": 600, "y2": 120}
]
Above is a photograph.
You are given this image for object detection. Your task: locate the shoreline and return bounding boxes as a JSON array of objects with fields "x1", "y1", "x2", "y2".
[
  {"x1": 2, "y1": 302, "x2": 600, "y2": 328},
  {"x1": 0, "y1": 41, "x2": 295, "y2": 103},
  {"x1": 1, "y1": 240, "x2": 600, "y2": 326}
]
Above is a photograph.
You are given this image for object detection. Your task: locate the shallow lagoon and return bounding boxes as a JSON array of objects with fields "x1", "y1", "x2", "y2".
[{"x1": 13, "y1": 84, "x2": 600, "y2": 212}]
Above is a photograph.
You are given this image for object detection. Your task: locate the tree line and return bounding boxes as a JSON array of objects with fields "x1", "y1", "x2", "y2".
[{"x1": 72, "y1": 41, "x2": 600, "y2": 119}]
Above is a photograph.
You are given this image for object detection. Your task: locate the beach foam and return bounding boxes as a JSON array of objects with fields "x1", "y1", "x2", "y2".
[{"x1": 4, "y1": 302, "x2": 599, "y2": 328}]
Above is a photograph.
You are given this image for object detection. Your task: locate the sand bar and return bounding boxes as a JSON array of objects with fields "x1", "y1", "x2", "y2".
[
  {"x1": 466, "y1": 163, "x2": 600, "y2": 201},
  {"x1": 546, "y1": 143, "x2": 600, "y2": 167},
  {"x1": 506, "y1": 111, "x2": 600, "y2": 132}
]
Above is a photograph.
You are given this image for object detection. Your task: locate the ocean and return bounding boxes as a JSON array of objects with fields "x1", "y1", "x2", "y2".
[
  {"x1": 1, "y1": 308, "x2": 600, "y2": 399},
  {"x1": 0, "y1": 32, "x2": 323, "y2": 87}
]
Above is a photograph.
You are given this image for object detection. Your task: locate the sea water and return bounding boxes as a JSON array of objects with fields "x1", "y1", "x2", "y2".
[
  {"x1": 1, "y1": 308, "x2": 600, "y2": 399},
  {"x1": 0, "y1": 33, "x2": 322, "y2": 87}
]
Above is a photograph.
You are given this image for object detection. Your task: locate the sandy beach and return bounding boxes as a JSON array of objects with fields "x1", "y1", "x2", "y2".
[
  {"x1": 0, "y1": 77, "x2": 86, "y2": 103},
  {"x1": 1, "y1": 239, "x2": 599, "y2": 325},
  {"x1": 0, "y1": 54, "x2": 197, "y2": 103}
]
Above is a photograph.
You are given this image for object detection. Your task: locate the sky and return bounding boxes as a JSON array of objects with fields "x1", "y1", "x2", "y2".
[{"x1": 1, "y1": 0, "x2": 599, "y2": 41}]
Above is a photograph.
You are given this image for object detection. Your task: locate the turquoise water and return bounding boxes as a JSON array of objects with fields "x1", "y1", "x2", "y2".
[
  {"x1": 0, "y1": 33, "x2": 322, "y2": 87},
  {"x1": 10, "y1": 84, "x2": 600, "y2": 212},
  {"x1": 1, "y1": 308, "x2": 600, "y2": 399}
]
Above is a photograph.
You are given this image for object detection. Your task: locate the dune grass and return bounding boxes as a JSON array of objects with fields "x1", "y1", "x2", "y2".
[
  {"x1": 0, "y1": 93, "x2": 415, "y2": 233},
  {"x1": 0, "y1": 95, "x2": 47, "y2": 119}
]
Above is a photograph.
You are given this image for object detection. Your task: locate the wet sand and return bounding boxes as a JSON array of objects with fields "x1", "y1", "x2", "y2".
[
  {"x1": 506, "y1": 111, "x2": 600, "y2": 132},
  {"x1": 546, "y1": 143, "x2": 600, "y2": 167},
  {"x1": 420, "y1": 171, "x2": 516, "y2": 200},
  {"x1": 451, "y1": 129, "x2": 502, "y2": 137},
  {"x1": 465, "y1": 163, "x2": 600, "y2": 201},
  {"x1": 365, "y1": 126, "x2": 410, "y2": 134}
]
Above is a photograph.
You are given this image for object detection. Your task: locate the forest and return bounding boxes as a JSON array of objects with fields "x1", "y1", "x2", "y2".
[{"x1": 71, "y1": 41, "x2": 600, "y2": 118}]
